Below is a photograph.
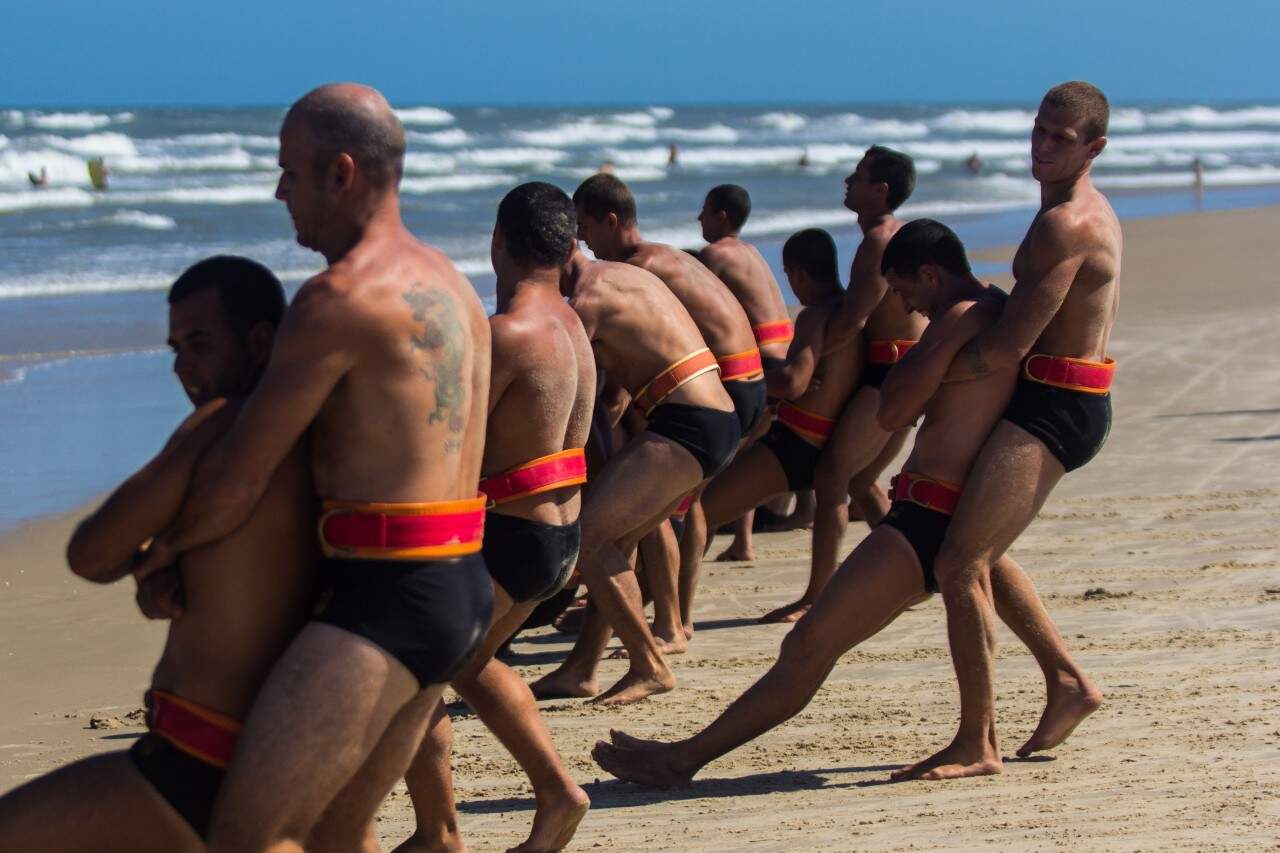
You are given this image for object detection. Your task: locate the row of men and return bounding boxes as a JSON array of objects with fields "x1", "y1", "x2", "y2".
[{"x1": 0, "y1": 78, "x2": 1119, "y2": 852}]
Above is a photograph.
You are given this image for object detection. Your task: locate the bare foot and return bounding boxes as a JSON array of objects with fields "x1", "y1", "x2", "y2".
[
  {"x1": 1018, "y1": 676, "x2": 1104, "y2": 757},
  {"x1": 552, "y1": 605, "x2": 586, "y2": 635},
  {"x1": 714, "y1": 541, "x2": 754, "y2": 561},
  {"x1": 759, "y1": 600, "x2": 811, "y2": 623},
  {"x1": 507, "y1": 784, "x2": 591, "y2": 853},
  {"x1": 591, "y1": 741, "x2": 694, "y2": 788},
  {"x1": 592, "y1": 667, "x2": 675, "y2": 706},
  {"x1": 654, "y1": 634, "x2": 688, "y2": 656},
  {"x1": 392, "y1": 831, "x2": 467, "y2": 852},
  {"x1": 890, "y1": 737, "x2": 1002, "y2": 782},
  {"x1": 608, "y1": 728, "x2": 666, "y2": 751},
  {"x1": 530, "y1": 668, "x2": 598, "y2": 700},
  {"x1": 682, "y1": 623, "x2": 694, "y2": 641}
]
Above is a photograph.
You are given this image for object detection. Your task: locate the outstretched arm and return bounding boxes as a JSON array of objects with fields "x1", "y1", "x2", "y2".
[
  {"x1": 135, "y1": 278, "x2": 360, "y2": 577},
  {"x1": 946, "y1": 213, "x2": 1084, "y2": 381},
  {"x1": 765, "y1": 306, "x2": 826, "y2": 400},
  {"x1": 879, "y1": 296, "x2": 1004, "y2": 431},
  {"x1": 66, "y1": 399, "x2": 233, "y2": 583}
]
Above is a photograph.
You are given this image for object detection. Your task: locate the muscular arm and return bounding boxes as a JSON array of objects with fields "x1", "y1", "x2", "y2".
[
  {"x1": 945, "y1": 212, "x2": 1084, "y2": 381},
  {"x1": 825, "y1": 234, "x2": 889, "y2": 350},
  {"x1": 765, "y1": 305, "x2": 826, "y2": 400},
  {"x1": 879, "y1": 296, "x2": 1003, "y2": 431},
  {"x1": 66, "y1": 399, "x2": 232, "y2": 583},
  {"x1": 137, "y1": 279, "x2": 360, "y2": 575}
]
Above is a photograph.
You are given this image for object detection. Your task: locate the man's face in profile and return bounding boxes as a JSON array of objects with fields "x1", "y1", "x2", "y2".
[
  {"x1": 168, "y1": 289, "x2": 255, "y2": 405},
  {"x1": 275, "y1": 123, "x2": 325, "y2": 250},
  {"x1": 1031, "y1": 103, "x2": 1096, "y2": 183}
]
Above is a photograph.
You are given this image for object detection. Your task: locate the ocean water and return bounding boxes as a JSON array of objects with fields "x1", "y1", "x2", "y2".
[{"x1": 4, "y1": 101, "x2": 1280, "y2": 530}]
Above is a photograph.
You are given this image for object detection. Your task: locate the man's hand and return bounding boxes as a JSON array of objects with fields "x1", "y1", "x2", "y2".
[
  {"x1": 132, "y1": 535, "x2": 178, "y2": 583},
  {"x1": 135, "y1": 565, "x2": 185, "y2": 620}
]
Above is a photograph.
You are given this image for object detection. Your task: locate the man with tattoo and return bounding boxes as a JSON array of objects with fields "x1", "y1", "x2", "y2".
[
  {"x1": 133, "y1": 84, "x2": 494, "y2": 849},
  {"x1": 893, "y1": 82, "x2": 1119, "y2": 782},
  {"x1": 530, "y1": 234, "x2": 738, "y2": 706},
  {"x1": 0, "y1": 257, "x2": 316, "y2": 851},
  {"x1": 592, "y1": 220, "x2": 1100, "y2": 789},
  {"x1": 769, "y1": 146, "x2": 927, "y2": 624},
  {"x1": 393, "y1": 183, "x2": 593, "y2": 853},
  {"x1": 572, "y1": 173, "x2": 763, "y2": 649}
]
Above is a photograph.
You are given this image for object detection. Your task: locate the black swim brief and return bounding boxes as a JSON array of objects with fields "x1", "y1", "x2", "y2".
[
  {"x1": 128, "y1": 732, "x2": 224, "y2": 839},
  {"x1": 761, "y1": 355, "x2": 787, "y2": 373},
  {"x1": 645, "y1": 402, "x2": 742, "y2": 478},
  {"x1": 483, "y1": 513, "x2": 580, "y2": 604},
  {"x1": 862, "y1": 362, "x2": 892, "y2": 389},
  {"x1": 759, "y1": 420, "x2": 822, "y2": 491},
  {"x1": 724, "y1": 377, "x2": 769, "y2": 437},
  {"x1": 315, "y1": 553, "x2": 493, "y2": 686},
  {"x1": 1002, "y1": 377, "x2": 1112, "y2": 472},
  {"x1": 879, "y1": 500, "x2": 952, "y2": 593}
]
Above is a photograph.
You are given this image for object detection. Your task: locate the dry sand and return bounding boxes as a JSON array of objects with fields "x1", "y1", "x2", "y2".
[{"x1": 2, "y1": 205, "x2": 1278, "y2": 851}]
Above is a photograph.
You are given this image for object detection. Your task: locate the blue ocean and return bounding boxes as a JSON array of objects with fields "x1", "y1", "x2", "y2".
[{"x1": 4, "y1": 101, "x2": 1280, "y2": 530}]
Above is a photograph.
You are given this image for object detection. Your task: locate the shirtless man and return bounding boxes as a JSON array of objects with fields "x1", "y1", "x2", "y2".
[
  {"x1": 394, "y1": 183, "x2": 593, "y2": 853},
  {"x1": 0, "y1": 256, "x2": 316, "y2": 851},
  {"x1": 132, "y1": 84, "x2": 495, "y2": 849},
  {"x1": 693, "y1": 229, "x2": 862, "y2": 613},
  {"x1": 530, "y1": 229, "x2": 739, "y2": 705},
  {"x1": 696, "y1": 183, "x2": 794, "y2": 567},
  {"x1": 592, "y1": 219, "x2": 1100, "y2": 788},
  {"x1": 768, "y1": 146, "x2": 927, "y2": 624},
  {"x1": 894, "y1": 81, "x2": 1118, "y2": 782},
  {"x1": 572, "y1": 173, "x2": 765, "y2": 647}
]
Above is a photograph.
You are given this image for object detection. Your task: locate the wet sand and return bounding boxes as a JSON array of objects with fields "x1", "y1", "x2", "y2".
[{"x1": 2, "y1": 205, "x2": 1278, "y2": 850}]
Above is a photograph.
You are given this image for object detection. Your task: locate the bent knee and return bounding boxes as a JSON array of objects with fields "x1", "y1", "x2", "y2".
[{"x1": 932, "y1": 552, "x2": 988, "y2": 593}]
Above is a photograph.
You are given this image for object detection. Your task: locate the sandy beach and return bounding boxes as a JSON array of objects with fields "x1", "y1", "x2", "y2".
[{"x1": 1, "y1": 204, "x2": 1278, "y2": 850}]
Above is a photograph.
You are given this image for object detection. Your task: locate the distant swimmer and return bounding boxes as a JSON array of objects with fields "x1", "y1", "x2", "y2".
[
  {"x1": 1192, "y1": 156, "x2": 1205, "y2": 208},
  {"x1": 592, "y1": 220, "x2": 1100, "y2": 790},
  {"x1": 668, "y1": 143, "x2": 680, "y2": 166},
  {"x1": 966, "y1": 151, "x2": 983, "y2": 175},
  {"x1": 599, "y1": 160, "x2": 616, "y2": 175},
  {"x1": 798, "y1": 149, "x2": 810, "y2": 168},
  {"x1": 27, "y1": 166, "x2": 48, "y2": 187},
  {"x1": 893, "y1": 81, "x2": 1119, "y2": 782},
  {"x1": 133, "y1": 83, "x2": 495, "y2": 849},
  {"x1": 0, "y1": 256, "x2": 317, "y2": 850},
  {"x1": 88, "y1": 157, "x2": 110, "y2": 190}
]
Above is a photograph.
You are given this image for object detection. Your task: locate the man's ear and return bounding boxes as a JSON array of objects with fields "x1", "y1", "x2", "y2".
[
  {"x1": 606, "y1": 212, "x2": 620, "y2": 232},
  {"x1": 333, "y1": 152, "x2": 357, "y2": 190},
  {"x1": 1086, "y1": 136, "x2": 1107, "y2": 161},
  {"x1": 247, "y1": 322, "x2": 275, "y2": 367}
]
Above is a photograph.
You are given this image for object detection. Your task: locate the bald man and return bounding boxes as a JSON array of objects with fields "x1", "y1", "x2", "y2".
[{"x1": 134, "y1": 84, "x2": 494, "y2": 851}]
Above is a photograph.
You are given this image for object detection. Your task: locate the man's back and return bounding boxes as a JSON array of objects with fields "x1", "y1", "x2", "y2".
[
  {"x1": 305, "y1": 228, "x2": 490, "y2": 503},
  {"x1": 484, "y1": 287, "x2": 595, "y2": 518},
  {"x1": 701, "y1": 237, "x2": 790, "y2": 358},
  {"x1": 628, "y1": 242, "x2": 758, "y2": 359},
  {"x1": 1012, "y1": 184, "x2": 1121, "y2": 361},
  {"x1": 788, "y1": 304, "x2": 863, "y2": 421}
]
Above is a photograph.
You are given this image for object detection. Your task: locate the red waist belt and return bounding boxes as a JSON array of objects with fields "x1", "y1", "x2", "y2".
[
  {"x1": 753, "y1": 319, "x2": 794, "y2": 346},
  {"x1": 889, "y1": 471, "x2": 962, "y2": 515},
  {"x1": 672, "y1": 490, "x2": 696, "y2": 519},
  {"x1": 1023, "y1": 354, "x2": 1115, "y2": 394},
  {"x1": 776, "y1": 400, "x2": 835, "y2": 445},
  {"x1": 479, "y1": 448, "x2": 587, "y2": 506},
  {"x1": 717, "y1": 348, "x2": 765, "y2": 382},
  {"x1": 146, "y1": 689, "x2": 241, "y2": 768},
  {"x1": 868, "y1": 339, "x2": 918, "y2": 364},
  {"x1": 319, "y1": 497, "x2": 485, "y2": 560},
  {"x1": 632, "y1": 348, "x2": 721, "y2": 417}
]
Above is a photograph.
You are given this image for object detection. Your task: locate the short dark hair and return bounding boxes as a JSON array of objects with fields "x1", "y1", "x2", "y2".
[
  {"x1": 1042, "y1": 81, "x2": 1110, "y2": 141},
  {"x1": 783, "y1": 228, "x2": 841, "y2": 283},
  {"x1": 705, "y1": 184, "x2": 751, "y2": 229},
  {"x1": 880, "y1": 219, "x2": 972, "y2": 279},
  {"x1": 285, "y1": 84, "x2": 407, "y2": 189},
  {"x1": 572, "y1": 173, "x2": 637, "y2": 225},
  {"x1": 864, "y1": 145, "x2": 916, "y2": 210},
  {"x1": 168, "y1": 256, "x2": 286, "y2": 340},
  {"x1": 497, "y1": 182, "x2": 577, "y2": 268}
]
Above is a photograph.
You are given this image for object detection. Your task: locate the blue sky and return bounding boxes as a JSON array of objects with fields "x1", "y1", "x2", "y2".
[{"x1": 3, "y1": 0, "x2": 1276, "y2": 106}]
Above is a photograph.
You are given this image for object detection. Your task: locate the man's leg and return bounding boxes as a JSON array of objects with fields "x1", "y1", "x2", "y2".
[
  {"x1": 530, "y1": 599, "x2": 613, "y2": 699},
  {"x1": 847, "y1": 427, "x2": 910, "y2": 528},
  {"x1": 593, "y1": 526, "x2": 927, "y2": 787},
  {"x1": 990, "y1": 556, "x2": 1103, "y2": 756},
  {"x1": 712, "y1": 510, "x2": 755, "y2": 562},
  {"x1": 770, "y1": 387, "x2": 888, "y2": 623},
  {"x1": 0, "y1": 751, "x2": 201, "y2": 853},
  {"x1": 643, "y1": 520, "x2": 687, "y2": 653},
  {"x1": 205, "y1": 622, "x2": 446, "y2": 851},
  {"x1": 892, "y1": 421, "x2": 1065, "y2": 782},
  {"x1": 682, "y1": 443, "x2": 790, "y2": 628}
]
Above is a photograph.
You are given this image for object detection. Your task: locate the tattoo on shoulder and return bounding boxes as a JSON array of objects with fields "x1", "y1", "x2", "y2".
[
  {"x1": 964, "y1": 340, "x2": 992, "y2": 378},
  {"x1": 403, "y1": 286, "x2": 466, "y2": 453}
]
